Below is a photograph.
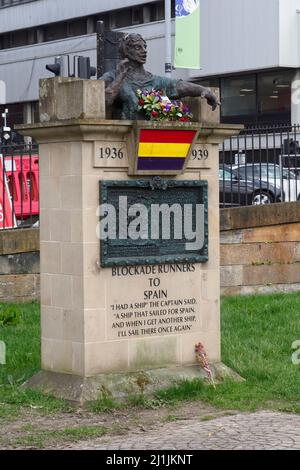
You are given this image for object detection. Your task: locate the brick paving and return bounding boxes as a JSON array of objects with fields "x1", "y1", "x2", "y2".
[{"x1": 71, "y1": 411, "x2": 300, "y2": 450}]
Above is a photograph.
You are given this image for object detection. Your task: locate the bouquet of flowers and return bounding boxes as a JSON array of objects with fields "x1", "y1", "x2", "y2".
[{"x1": 137, "y1": 89, "x2": 193, "y2": 122}]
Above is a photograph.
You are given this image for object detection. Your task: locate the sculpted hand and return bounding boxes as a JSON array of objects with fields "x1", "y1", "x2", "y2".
[
  {"x1": 203, "y1": 89, "x2": 220, "y2": 111},
  {"x1": 105, "y1": 59, "x2": 130, "y2": 106},
  {"x1": 115, "y1": 59, "x2": 130, "y2": 79}
]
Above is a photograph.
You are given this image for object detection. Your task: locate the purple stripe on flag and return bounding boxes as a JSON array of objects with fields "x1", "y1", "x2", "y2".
[{"x1": 137, "y1": 157, "x2": 185, "y2": 171}]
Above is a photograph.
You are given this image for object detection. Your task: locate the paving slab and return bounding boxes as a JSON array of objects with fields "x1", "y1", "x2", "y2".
[{"x1": 68, "y1": 411, "x2": 300, "y2": 450}]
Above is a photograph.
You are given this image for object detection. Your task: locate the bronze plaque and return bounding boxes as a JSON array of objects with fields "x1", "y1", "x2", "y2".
[{"x1": 100, "y1": 178, "x2": 208, "y2": 267}]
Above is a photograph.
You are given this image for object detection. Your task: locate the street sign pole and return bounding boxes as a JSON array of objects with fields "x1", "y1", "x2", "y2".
[
  {"x1": 97, "y1": 21, "x2": 105, "y2": 79},
  {"x1": 165, "y1": 0, "x2": 172, "y2": 77}
]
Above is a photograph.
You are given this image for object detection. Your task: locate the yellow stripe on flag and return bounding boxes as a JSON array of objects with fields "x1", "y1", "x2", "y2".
[{"x1": 138, "y1": 142, "x2": 190, "y2": 158}]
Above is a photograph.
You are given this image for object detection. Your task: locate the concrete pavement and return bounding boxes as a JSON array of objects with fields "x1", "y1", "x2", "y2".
[{"x1": 70, "y1": 411, "x2": 300, "y2": 450}]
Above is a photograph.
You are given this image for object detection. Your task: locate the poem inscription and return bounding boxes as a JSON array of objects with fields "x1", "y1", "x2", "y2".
[{"x1": 108, "y1": 263, "x2": 201, "y2": 340}]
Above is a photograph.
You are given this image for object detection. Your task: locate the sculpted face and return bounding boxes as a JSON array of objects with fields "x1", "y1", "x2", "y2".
[{"x1": 125, "y1": 38, "x2": 147, "y2": 64}]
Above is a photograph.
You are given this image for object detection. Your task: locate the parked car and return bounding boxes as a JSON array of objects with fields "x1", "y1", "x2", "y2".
[
  {"x1": 232, "y1": 163, "x2": 300, "y2": 202},
  {"x1": 219, "y1": 165, "x2": 282, "y2": 207}
]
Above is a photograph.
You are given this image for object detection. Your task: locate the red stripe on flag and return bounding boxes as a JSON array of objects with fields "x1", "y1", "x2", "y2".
[{"x1": 140, "y1": 129, "x2": 196, "y2": 144}]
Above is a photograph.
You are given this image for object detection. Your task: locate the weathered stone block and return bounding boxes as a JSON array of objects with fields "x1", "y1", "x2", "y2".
[
  {"x1": 51, "y1": 274, "x2": 72, "y2": 308},
  {"x1": 40, "y1": 242, "x2": 61, "y2": 274},
  {"x1": 85, "y1": 341, "x2": 129, "y2": 376},
  {"x1": 220, "y1": 230, "x2": 243, "y2": 245},
  {"x1": 222, "y1": 283, "x2": 300, "y2": 296},
  {"x1": 243, "y1": 263, "x2": 300, "y2": 286},
  {"x1": 128, "y1": 337, "x2": 180, "y2": 370},
  {"x1": 220, "y1": 265, "x2": 243, "y2": 287},
  {"x1": 220, "y1": 202, "x2": 300, "y2": 231},
  {"x1": 39, "y1": 77, "x2": 105, "y2": 122},
  {"x1": 220, "y1": 242, "x2": 297, "y2": 266},
  {"x1": 243, "y1": 223, "x2": 300, "y2": 244},
  {"x1": 295, "y1": 243, "x2": 300, "y2": 261},
  {"x1": 0, "y1": 228, "x2": 39, "y2": 255},
  {"x1": 0, "y1": 252, "x2": 39, "y2": 275},
  {"x1": 41, "y1": 338, "x2": 74, "y2": 374},
  {"x1": 185, "y1": 88, "x2": 220, "y2": 124},
  {"x1": 0, "y1": 274, "x2": 40, "y2": 302}
]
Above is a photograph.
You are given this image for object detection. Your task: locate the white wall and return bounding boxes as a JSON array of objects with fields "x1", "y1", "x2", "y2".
[
  {"x1": 0, "y1": 0, "x2": 157, "y2": 33},
  {"x1": 279, "y1": 0, "x2": 300, "y2": 67},
  {"x1": 189, "y1": 0, "x2": 281, "y2": 79}
]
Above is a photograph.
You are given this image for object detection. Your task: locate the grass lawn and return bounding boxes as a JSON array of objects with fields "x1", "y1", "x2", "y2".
[
  {"x1": 156, "y1": 292, "x2": 300, "y2": 413},
  {"x1": 0, "y1": 302, "x2": 69, "y2": 417},
  {"x1": 0, "y1": 292, "x2": 299, "y2": 416}
]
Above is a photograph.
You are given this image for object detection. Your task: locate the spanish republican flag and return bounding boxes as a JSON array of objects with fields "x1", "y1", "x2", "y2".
[
  {"x1": 175, "y1": 0, "x2": 201, "y2": 69},
  {"x1": 137, "y1": 129, "x2": 197, "y2": 171}
]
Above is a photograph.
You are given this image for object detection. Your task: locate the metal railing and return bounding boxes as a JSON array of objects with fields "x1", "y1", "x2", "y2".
[
  {"x1": 1, "y1": 124, "x2": 300, "y2": 231},
  {"x1": 0, "y1": 143, "x2": 39, "y2": 230},
  {"x1": 219, "y1": 124, "x2": 300, "y2": 208}
]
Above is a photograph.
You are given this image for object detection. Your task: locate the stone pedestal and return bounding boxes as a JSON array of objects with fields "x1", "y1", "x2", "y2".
[{"x1": 17, "y1": 79, "x2": 242, "y2": 402}]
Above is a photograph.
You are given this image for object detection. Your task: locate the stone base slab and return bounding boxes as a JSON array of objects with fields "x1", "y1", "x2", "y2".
[{"x1": 24, "y1": 364, "x2": 243, "y2": 404}]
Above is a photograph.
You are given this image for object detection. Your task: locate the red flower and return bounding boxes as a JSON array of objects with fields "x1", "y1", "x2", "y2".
[{"x1": 136, "y1": 89, "x2": 192, "y2": 121}]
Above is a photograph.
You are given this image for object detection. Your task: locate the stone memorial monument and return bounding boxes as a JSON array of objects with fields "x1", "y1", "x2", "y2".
[{"x1": 17, "y1": 34, "x2": 242, "y2": 402}]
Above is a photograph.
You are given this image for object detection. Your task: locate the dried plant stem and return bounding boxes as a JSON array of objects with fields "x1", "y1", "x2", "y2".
[{"x1": 195, "y1": 342, "x2": 216, "y2": 389}]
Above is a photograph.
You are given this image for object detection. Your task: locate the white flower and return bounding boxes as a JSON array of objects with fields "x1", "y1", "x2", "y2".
[{"x1": 161, "y1": 95, "x2": 172, "y2": 105}]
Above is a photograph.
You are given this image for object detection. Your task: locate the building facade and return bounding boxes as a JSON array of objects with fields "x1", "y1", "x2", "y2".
[
  {"x1": 1, "y1": 0, "x2": 300, "y2": 130},
  {"x1": 195, "y1": 0, "x2": 300, "y2": 127}
]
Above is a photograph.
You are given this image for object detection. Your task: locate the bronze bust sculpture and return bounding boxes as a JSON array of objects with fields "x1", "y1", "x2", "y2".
[{"x1": 100, "y1": 33, "x2": 219, "y2": 120}]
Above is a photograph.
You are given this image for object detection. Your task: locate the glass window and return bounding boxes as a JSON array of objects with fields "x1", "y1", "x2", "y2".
[
  {"x1": 0, "y1": 103, "x2": 24, "y2": 128},
  {"x1": 219, "y1": 169, "x2": 233, "y2": 180},
  {"x1": 236, "y1": 166, "x2": 259, "y2": 179},
  {"x1": 221, "y1": 75, "x2": 256, "y2": 117},
  {"x1": 237, "y1": 164, "x2": 296, "y2": 181},
  {"x1": 171, "y1": 0, "x2": 176, "y2": 18},
  {"x1": 11, "y1": 29, "x2": 27, "y2": 48},
  {"x1": 258, "y1": 71, "x2": 293, "y2": 114},
  {"x1": 33, "y1": 101, "x2": 39, "y2": 123},
  {"x1": 68, "y1": 19, "x2": 86, "y2": 37},
  {"x1": 0, "y1": 34, "x2": 11, "y2": 49},
  {"x1": 260, "y1": 164, "x2": 296, "y2": 180},
  {"x1": 113, "y1": 9, "x2": 132, "y2": 28},
  {"x1": 150, "y1": 1, "x2": 164, "y2": 21},
  {"x1": 198, "y1": 78, "x2": 220, "y2": 88},
  {"x1": 44, "y1": 22, "x2": 67, "y2": 42},
  {"x1": 132, "y1": 7, "x2": 143, "y2": 25},
  {"x1": 27, "y1": 29, "x2": 36, "y2": 45}
]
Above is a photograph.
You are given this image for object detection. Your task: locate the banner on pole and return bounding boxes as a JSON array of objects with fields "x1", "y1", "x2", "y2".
[{"x1": 175, "y1": 0, "x2": 201, "y2": 69}]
